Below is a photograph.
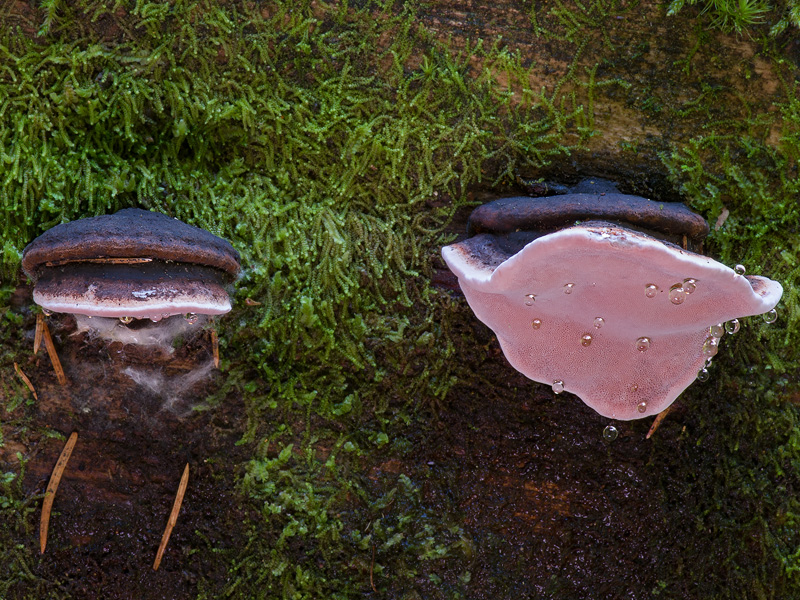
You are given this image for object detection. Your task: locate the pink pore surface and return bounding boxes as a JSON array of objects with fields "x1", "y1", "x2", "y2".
[
  {"x1": 442, "y1": 225, "x2": 783, "y2": 420},
  {"x1": 33, "y1": 289, "x2": 231, "y2": 319}
]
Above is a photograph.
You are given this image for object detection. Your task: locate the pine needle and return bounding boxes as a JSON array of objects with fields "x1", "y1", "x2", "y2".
[
  {"x1": 34, "y1": 313, "x2": 43, "y2": 354},
  {"x1": 13, "y1": 362, "x2": 38, "y2": 401},
  {"x1": 40, "y1": 317, "x2": 66, "y2": 385},
  {"x1": 210, "y1": 328, "x2": 219, "y2": 368},
  {"x1": 40, "y1": 432, "x2": 78, "y2": 554},
  {"x1": 153, "y1": 463, "x2": 190, "y2": 571},
  {"x1": 646, "y1": 406, "x2": 673, "y2": 439}
]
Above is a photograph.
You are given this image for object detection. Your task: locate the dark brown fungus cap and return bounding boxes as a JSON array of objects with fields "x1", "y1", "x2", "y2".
[
  {"x1": 22, "y1": 208, "x2": 240, "y2": 280},
  {"x1": 21, "y1": 209, "x2": 241, "y2": 319},
  {"x1": 467, "y1": 193, "x2": 710, "y2": 251}
]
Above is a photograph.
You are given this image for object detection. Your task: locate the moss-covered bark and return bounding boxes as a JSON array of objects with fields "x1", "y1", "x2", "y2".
[{"x1": 1, "y1": 0, "x2": 798, "y2": 598}]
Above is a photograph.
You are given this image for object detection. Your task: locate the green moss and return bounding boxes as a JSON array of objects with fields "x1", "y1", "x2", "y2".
[
  {"x1": 661, "y1": 64, "x2": 800, "y2": 591},
  {"x1": 0, "y1": 286, "x2": 55, "y2": 599},
  {"x1": 0, "y1": 0, "x2": 585, "y2": 369},
  {"x1": 0, "y1": 0, "x2": 593, "y2": 596},
  {"x1": 666, "y1": 0, "x2": 800, "y2": 35},
  {"x1": 0, "y1": 463, "x2": 41, "y2": 600},
  {"x1": 217, "y1": 433, "x2": 468, "y2": 598},
  {"x1": 5, "y1": 0, "x2": 798, "y2": 596}
]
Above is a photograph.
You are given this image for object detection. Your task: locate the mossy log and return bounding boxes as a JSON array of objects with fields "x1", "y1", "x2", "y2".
[{"x1": 1, "y1": 1, "x2": 798, "y2": 599}]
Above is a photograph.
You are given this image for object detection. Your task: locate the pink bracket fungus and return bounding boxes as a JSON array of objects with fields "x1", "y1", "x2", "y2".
[
  {"x1": 22, "y1": 208, "x2": 240, "y2": 322},
  {"x1": 442, "y1": 188, "x2": 783, "y2": 421}
]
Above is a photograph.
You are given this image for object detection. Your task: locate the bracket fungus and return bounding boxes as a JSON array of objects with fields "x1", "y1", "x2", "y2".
[
  {"x1": 22, "y1": 208, "x2": 240, "y2": 322},
  {"x1": 442, "y1": 188, "x2": 783, "y2": 421}
]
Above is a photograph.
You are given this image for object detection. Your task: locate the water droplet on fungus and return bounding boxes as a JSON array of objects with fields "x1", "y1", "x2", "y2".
[
  {"x1": 524, "y1": 293, "x2": 536, "y2": 306},
  {"x1": 702, "y1": 336, "x2": 719, "y2": 358},
  {"x1": 669, "y1": 283, "x2": 686, "y2": 305},
  {"x1": 763, "y1": 309, "x2": 778, "y2": 324},
  {"x1": 184, "y1": 313, "x2": 198, "y2": 325},
  {"x1": 636, "y1": 337, "x2": 651, "y2": 352},
  {"x1": 552, "y1": 380, "x2": 565, "y2": 394},
  {"x1": 710, "y1": 323, "x2": 724, "y2": 338},
  {"x1": 119, "y1": 316, "x2": 133, "y2": 324},
  {"x1": 563, "y1": 283, "x2": 575, "y2": 294},
  {"x1": 734, "y1": 264, "x2": 746, "y2": 276},
  {"x1": 531, "y1": 318, "x2": 542, "y2": 329},
  {"x1": 645, "y1": 284, "x2": 658, "y2": 298},
  {"x1": 683, "y1": 278, "x2": 697, "y2": 294},
  {"x1": 697, "y1": 367, "x2": 710, "y2": 382},
  {"x1": 594, "y1": 317, "x2": 605, "y2": 329},
  {"x1": 581, "y1": 333, "x2": 593, "y2": 347},
  {"x1": 725, "y1": 319, "x2": 740, "y2": 334},
  {"x1": 637, "y1": 401, "x2": 647, "y2": 413}
]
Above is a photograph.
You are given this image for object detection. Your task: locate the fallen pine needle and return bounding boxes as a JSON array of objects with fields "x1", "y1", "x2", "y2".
[
  {"x1": 40, "y1": 318, "x2": 66, "y2": 385},
  {"x1": 153, "y1": 463, "x2": 190, "y2": 571},
  {"x1": 34, "y1": 313, "x2": 43, "y2": 354},
  {"x1": 13, "y1": 362, "x2": 38, "y2": 401},
  {"x1": 40, "y1": 432, "x2": 78, "y2": 554},
  {"x1": 646, "y1": 406, "x2": 672, "y2": 439},
  {"x1": 210, "y1": 329, "x2": 219, "y2": 369}
]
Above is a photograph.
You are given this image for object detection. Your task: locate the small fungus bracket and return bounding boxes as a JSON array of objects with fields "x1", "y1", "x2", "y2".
[
  {"x1": 443, "y1": 189, "x2": 782, "y2": 420},
  {"x1": 22, "y1": 209, "x2": 241, "y2": 320}
]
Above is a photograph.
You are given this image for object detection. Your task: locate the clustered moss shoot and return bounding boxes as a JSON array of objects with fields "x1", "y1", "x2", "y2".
[{"x1": 667, "y1": 0, "x2": 800, "y2": 35}]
